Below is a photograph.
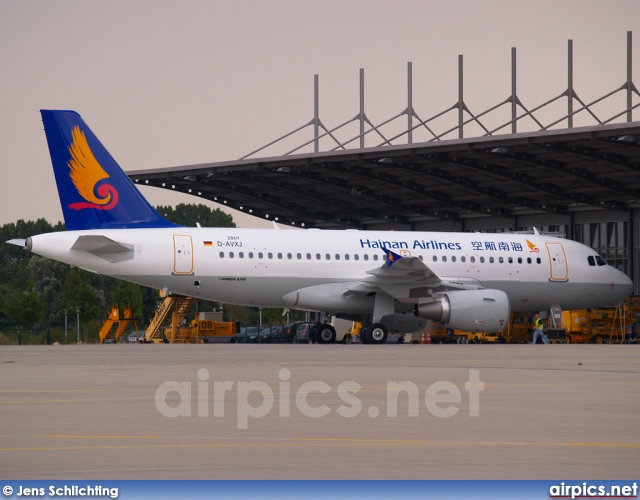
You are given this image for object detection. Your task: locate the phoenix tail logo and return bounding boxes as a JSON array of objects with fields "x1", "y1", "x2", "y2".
[
  {"x1": 525, "y1": 239, "x2": 540, "y2": 253},
  {"x1": 67, "y1": 126, "x2": 118, "y2": 211}
]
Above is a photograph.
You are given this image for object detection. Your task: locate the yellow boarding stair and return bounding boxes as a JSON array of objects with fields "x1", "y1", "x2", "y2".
[
  {"x1": 144, "y1": 295, "x2": 198, "y2": 342},
  {"x1": 99, "y1": 305, "x2": 139, "y2": 343}
]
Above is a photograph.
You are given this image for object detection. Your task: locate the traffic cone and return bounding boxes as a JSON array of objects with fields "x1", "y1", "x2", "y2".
[
  {"x1": 421, "y1": 330, "x2": 426, "y2": 344},
  {"x1": 426, "y1": 330, "x2": 432, "y2": 344}
]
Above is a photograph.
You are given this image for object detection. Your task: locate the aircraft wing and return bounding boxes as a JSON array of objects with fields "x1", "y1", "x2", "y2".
[
  {"x1": 341, "y1": 248, "x2": 444, "y2": 299},
  {"x1": 364, "y1": 254, "x2": 441, "y2": 286}
]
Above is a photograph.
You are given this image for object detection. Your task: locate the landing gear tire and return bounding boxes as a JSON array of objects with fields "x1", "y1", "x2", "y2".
[
  {"x1": 315, "y1": 324, "x2": 336, "y2": 344},
  {"x1": 365, "y1": 323, "x2": 388, "y2": 345}
]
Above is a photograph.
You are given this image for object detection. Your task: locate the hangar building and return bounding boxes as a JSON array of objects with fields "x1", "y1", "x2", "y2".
[{"x1": 129, "y1": 33, "x2": 640, "y2": 294}]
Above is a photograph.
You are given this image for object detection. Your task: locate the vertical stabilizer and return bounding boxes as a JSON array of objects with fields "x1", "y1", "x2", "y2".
[{"x1": 41, "y1": 110, "x2": 179, "y2": 230}]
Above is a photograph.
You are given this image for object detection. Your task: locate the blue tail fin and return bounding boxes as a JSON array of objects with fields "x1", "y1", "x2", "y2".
[{"x1": 41, "y1": 110, "x2": 179, "y2": 230}]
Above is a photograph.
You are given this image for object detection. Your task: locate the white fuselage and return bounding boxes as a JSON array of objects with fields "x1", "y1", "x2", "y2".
[{"x1": 27, "y1": 228, "x2": 633, "y2": 312}]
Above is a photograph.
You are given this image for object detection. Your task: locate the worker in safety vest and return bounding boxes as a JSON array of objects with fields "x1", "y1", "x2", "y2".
[{"x1": 532, "y1": 313, "x2": 550, "y2": 344}]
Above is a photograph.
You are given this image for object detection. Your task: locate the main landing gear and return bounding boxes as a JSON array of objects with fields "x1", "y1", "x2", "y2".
[
  {"x1": 360, "y1": 323, "x2": 388, "y2": 345},
  {"x1": 312, "y1": 323, "x2": 337, "y2": 344}
]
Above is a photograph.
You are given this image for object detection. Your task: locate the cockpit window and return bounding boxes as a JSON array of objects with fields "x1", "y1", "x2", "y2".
[
  {"x1": 595, "y1": 256, "x2": 607, "y2": 266},
  {"x1": 588, "y1": 256, "x2": 596, "y2": 266}
]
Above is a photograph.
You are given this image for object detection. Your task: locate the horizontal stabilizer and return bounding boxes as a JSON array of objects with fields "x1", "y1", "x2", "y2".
[{"x1": 71, "y1": 235, "x2": 134, "y2": 263}]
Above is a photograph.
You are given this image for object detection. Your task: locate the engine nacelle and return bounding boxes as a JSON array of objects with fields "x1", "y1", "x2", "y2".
[{"x1": 414, "y1": 289, "x2": 510, "y2": 333}]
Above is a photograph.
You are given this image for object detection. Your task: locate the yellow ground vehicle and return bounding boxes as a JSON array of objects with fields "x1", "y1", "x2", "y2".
[
  {"x1": 456, "y1": 310, "x2": 563, "y2": 344},
  {"x1": 561, "y1": 310, "x2": 593, "y2": 343},
  {"x1": 561, "y1": 298, "x2": 639, "y2": 344},
  {"x1": 428, "y1": 313, "x2": 536, "y2": 344},
  {"x1": 152, "y1": 313, "x2": 238, "y2": 343},
  {"x1": 471, "y1": 312, "x2": 531, "y2": 344},
  {"x1": 417, "y1": 297, "x2": 639, "y2": 345},
  {"x1": 503, "y1": 312, "x2": 532, "y2": 343},
  {"x1": 144, "y1": 295, "x2": 238, "y2": 344},
  {"x1": 426, "y1": 322, "x2": 470, "y2": 344},
  {"x1": 579, "y1": 304, "x2": 638, "y2": 344}
]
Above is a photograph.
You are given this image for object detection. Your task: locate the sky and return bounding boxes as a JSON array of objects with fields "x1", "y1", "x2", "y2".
[{"x1": 1, "y1": 0, "x2": 638, "y2": 228}]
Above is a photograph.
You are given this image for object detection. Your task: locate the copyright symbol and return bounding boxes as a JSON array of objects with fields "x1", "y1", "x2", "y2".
[{"x1": 2, "y1": 486, "x2": 13, "y2": 496}]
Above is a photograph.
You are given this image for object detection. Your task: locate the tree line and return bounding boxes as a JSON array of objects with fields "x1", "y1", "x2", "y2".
[{"x1": 0, "y1": 204, "x2": 302, "y2": 344}]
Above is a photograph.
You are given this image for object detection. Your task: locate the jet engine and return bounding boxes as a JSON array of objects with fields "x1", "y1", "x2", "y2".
[{"x1": 414, "y1": 289, "x2": 510, "y2": 333}]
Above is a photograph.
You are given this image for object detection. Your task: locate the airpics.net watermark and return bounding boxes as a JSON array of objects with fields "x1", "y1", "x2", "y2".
[{"x1": 155, "y1": 368, "x2": 484, "y2": 429}]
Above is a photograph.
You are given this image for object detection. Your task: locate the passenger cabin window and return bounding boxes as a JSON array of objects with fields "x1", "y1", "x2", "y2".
[{"x1": 219, "y1": 252, "x2": 224, "y2": 258}]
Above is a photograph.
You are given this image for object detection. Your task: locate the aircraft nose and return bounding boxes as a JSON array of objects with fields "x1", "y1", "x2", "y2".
[{"x1": 612, "y1": 270, "x2": 634, "y2": 299}]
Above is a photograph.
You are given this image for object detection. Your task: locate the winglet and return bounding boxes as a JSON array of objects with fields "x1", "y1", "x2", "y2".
[
  {"x1": 382, "y1": 247, "x2": 403, "y2": 267},
  {"x1": 41, "y1": 110, "x2": 180, "y2": 230}
]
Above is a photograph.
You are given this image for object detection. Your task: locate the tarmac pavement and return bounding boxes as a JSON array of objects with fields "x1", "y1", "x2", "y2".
[{"x1": 0, "y1": 343, "x2": 638, "y2": 479}]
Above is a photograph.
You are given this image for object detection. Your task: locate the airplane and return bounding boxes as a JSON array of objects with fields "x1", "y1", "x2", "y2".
[{"x1": 6, "y1": 110, "x2": 634, "y2": 344}]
